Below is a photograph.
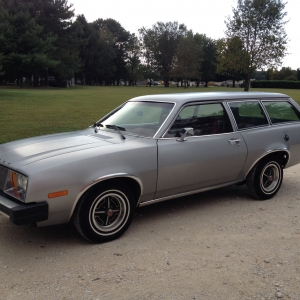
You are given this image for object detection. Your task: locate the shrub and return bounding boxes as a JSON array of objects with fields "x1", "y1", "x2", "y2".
[{"x1": 251, "y1": 80, "x2": 300, "y2": 89}]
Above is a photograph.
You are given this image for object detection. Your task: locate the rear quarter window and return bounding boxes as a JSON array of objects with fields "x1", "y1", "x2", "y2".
[
  {"x1": 262, "y1": 101, "x2": 300, "y2": 124},
  {"x1": 228, "y1": 101, "x2": 269, "y2": 130}
]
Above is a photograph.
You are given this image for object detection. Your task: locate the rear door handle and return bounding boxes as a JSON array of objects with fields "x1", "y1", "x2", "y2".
[{"x1": 228, "y1": 138, "x2": 241, "y2": 146}]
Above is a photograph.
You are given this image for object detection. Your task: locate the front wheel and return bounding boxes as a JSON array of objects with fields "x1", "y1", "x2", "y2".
[
  {"x1": 246, "y1": 157, "x2": 283, "y2": 200},
  {"x1": 73, "y1": 180, "x2": 135, "y2": 243}
]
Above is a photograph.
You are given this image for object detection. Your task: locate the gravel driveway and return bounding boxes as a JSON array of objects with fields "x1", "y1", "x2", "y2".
[{"x1": 1, "y1": 165, "x2": 300, "y2": 300}]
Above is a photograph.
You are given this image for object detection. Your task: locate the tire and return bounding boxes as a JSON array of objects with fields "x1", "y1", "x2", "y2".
[
  {"x1": 73, "y1": 180, "x2": 135, "y2": 243},
  {"x1": 246, "y1": 157, "x2": 283, "y2": 200}
]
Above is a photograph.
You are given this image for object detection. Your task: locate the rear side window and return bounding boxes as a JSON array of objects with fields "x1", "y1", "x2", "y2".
[
  {"x1": 228, "y1": 101, "x2": 269, "y2": 130},
  {"x1": 262, "y1": 101, "x2": 300, "y2": 124}
]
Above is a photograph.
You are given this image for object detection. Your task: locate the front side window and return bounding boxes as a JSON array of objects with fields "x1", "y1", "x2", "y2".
[
  {"x1": 164, "y1": 103, "x2": 233, "y2": 138},
  {"x1": 262, "y1": 101, "x2": 300, "y2": 124},
  {"x1": 228, "y1": 101, "x2": 269, "y2": 130},
  {"x1": 99, "y1": 101, "x2": 174, "y2": 137}
]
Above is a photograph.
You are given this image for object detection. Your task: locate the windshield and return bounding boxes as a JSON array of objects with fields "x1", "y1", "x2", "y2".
[{"x1": 98, "y1": 101, "x2": 174, "y2": 137}]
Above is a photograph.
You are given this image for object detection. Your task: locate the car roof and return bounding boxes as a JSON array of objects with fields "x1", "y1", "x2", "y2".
[{"x1": 129, "y1": 92, "x2": 289, "y2": 104}]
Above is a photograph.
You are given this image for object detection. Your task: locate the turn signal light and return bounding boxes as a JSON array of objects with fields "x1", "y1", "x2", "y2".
[{"x1": 48, "y1": 190, "x2": 68, "y2": 199}]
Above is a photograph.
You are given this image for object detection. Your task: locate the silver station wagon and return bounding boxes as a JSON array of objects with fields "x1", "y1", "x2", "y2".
[{"x1": 1, "y1": 92, "x2": 300, "y2": 243}]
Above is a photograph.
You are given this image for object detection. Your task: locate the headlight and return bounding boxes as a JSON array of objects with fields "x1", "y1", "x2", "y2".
[{"x1": 4, "y1": 170, "x2": 28, "y2": 202}]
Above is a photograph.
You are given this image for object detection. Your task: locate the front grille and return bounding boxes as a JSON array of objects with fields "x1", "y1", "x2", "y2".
[{"x1": 0, "y1": 165, "x2": 8, "y2": 191}]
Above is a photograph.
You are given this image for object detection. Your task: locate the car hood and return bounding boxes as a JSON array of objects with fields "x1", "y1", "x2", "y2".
[{"x1": 0, "y1": 129, "x2": 134, "y2": 169}]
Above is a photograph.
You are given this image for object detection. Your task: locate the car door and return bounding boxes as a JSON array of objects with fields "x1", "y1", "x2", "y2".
[{"x1": 155, "y1": 102, "x2": 248, "y2": 199}]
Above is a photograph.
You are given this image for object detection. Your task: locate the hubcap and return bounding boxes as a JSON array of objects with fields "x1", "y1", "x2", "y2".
[
  {"x1": 107, "y1": 209, "x2": 114, "y2": 217},
  {"x1": 89, "y1": 191, "x2": 129, "y2": 234},
  {"x1": 260, "y1": 162, "x2": 281, "y2": 194}
]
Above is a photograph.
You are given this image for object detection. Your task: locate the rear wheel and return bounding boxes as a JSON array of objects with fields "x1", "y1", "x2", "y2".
[
  {"x1": 246, "y1": 157, "x2": 283, "y2": 200},
  {"x1": 73, "y1": 180, "x2": 135, "y2": 243}
]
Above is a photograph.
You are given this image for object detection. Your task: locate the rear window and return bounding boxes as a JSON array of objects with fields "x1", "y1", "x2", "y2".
[
  {"x1": 262, "y1": 101, "x2": 300, "y2": 124},
  {"x1": 228, "y1": 101, "x2": 269, "y2": 130}
]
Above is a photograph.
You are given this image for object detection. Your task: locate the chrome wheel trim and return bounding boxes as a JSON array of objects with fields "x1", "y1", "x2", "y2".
[
  {"x1": 89, "y1": 190, "x2": 130, "y2": 236},
  {"x1": 260, "y1": 162, "x2": 281, "y2": 194}
]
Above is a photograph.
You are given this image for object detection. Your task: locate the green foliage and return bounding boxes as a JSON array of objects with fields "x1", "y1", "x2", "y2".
[
  {"x1": 226, "y1": 0, "x2": 288, "y2": 91},
  {"x1": 0, "y1": 0, "x2": 79, "y2": 86},
  {"x1": 0, "y1": 0, "x2": 291, "y2": 89},
  {"x1": 251, "y1": 80, "x2": 300, "y2": 89},
  {"x1": 0, "y1": 55, "x2": 3, "y2": 77},
  {"x1": 94, "y1": 18, "x2": 130, "y2": 84},
  {"x1": 0, "y1": 0, "x2": 58, "y2": 86},
  {"x1": 126, "y1": 33, "x2": 141, "y2": 86},
  {"x1": 139, "y1": 21, "x2": 187, "y2": 87},
  {"x1": 74, "y1": 17, "x2": 130, "y2": 85},
  {"x1": 194, "y1": 34, "x2": 218, "y2": 86},
  {"x1": 217, "y1": 36, "x2": 248, "y2": 82},
  {"x1": 170, "y1": 31, "x2": 199, "y2": 87},
  {"x1": 265, "y1": 67, "x2": 298, "y2": 81}
]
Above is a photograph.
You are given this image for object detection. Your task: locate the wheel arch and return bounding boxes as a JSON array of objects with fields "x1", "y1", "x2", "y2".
[
  {"x1": 68, "y1": 174, "x2": 143, "y2": 222},
  {"x1": 245, "y1": 149, "x2": 289, "y2": 179}
]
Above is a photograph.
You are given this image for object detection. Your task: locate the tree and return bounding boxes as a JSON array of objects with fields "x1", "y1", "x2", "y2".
[
  {"x1": 194, "y1": 34, "x2": 217, "y2": 87},
  {"x1": 0, "y1": 0, "x2": 58, "y2": 87},
  {"x1": 297, "y1": 69, "x2": 300, "y2": 81},
  {"x1": 171, "y1": 31, "x2": 199, "y2": 88},
  {"x1": 138, "y1": 28, "x2": 157, "y2": 86},
  {"x1": 226, "y1": 0, "x2": 288, "y2": 91},
  {"x1": 35, "y1": 0, "x2": 79, "y2": 86},
  {"x1": 93, "y1": 19, "x2": 130, "y2": 85},
  {"x1": 73, "y1": 14, "x2": 92, "y2": 85},
  {"x1": 0, "y1": 53, "x2": 4, "y2": 79},
  {"x1": 265, "y1": 67, "x2": 297, "y2": 81},
  {"x1": 139, "y1": 21, "x2": 187, "y2": 87},
  {"x1": 126, "y1": 33, "x2": 141, "y2": 86},
  {"x1": 217, "y1": 36, "x2": 248, "y2": 87}
]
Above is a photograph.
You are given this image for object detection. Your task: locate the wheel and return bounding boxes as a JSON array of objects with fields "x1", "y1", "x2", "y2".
[
  {"x1": 246, "y1": 157, "x2": 283, "y2": 200},
  {"x1": 73, "y1": 180, "x2": 135, "y2": 243}
]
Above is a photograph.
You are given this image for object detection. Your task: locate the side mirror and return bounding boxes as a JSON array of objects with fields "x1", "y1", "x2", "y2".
[{"x1": 176, "y1": 127, "x2": 194, "y2": 142}]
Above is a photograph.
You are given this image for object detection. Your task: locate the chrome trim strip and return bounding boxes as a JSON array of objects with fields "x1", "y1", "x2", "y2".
[
  {"x1": 161, "y1": 100, "x2": 236, "y2": 138},
  {"x1": 139, "y1": 180, "x2": 242, "y2": 207},
  {"x1": 159, "y1": 131, "x2": 238, "y2": 140},
  {"x1": 259, "y1": 99, "x2": 272, "y2": 124},
  {"x1": 226, "y1": 100, "x2": 271, "y2": 131},
  {"x1": 94, "y1": 100, "x2": 176, "y2": 140},
  {"x1": 261, "y1": 99, "x2": 300, "y2": 125},
  {"x1": 153, "y1": 102, "x2": 177, "y2": 139},
  {"x1": 244, "y1": 148, "x2": 290, "y2": 178},
  {"x1": 68, "y1": 173, "x2": 143, "y2": 221},
  {"x1": 269, "y1": 121, "x2": 300, "y2": 127}
]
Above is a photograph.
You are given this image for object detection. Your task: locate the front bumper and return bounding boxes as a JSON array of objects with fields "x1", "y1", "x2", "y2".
[{"x1": 0, "y1": 194, "x2": 48, "y2": 225}]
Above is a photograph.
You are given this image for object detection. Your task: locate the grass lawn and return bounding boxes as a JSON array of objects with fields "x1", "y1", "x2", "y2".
[{"x1": 1, "y1": 85, "x2": 300, "y2": 144}]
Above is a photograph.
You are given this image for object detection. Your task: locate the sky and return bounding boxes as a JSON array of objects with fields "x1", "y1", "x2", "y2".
[{"x1": 69, "y1": 0, "x2": 300, "y2": 70}]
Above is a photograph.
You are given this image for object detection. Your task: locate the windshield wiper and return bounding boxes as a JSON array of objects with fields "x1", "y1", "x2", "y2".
[{"x1": 105, "y1": 124, "x2": 126, "y2": 140}]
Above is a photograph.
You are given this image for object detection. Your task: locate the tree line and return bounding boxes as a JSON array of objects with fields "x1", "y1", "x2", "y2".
[{"x1": 0, "y1": 0, "x2": 296, "y2": 91}]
